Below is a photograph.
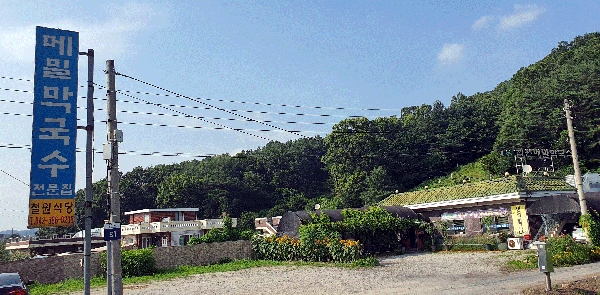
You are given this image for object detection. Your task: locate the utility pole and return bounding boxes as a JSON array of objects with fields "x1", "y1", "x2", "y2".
[
  {"x1": 106, "y1": 60, "x2": 122, "y2": 295},
  {"x1": 564, "y1": 99, "x2": 588, "y2": 215},
  {"x1": 78, "y1": 48, "x2": 94, "y2": 295}
]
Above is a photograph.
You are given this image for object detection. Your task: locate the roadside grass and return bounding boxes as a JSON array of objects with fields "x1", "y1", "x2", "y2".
[{"x1": 29, "y1": 258, "x2": 377, "y2": 295}]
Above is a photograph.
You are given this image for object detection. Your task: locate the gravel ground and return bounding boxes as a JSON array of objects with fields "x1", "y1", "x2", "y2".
[{"x1": 85, "y1": 251, "x2": 600, "y2": 295}]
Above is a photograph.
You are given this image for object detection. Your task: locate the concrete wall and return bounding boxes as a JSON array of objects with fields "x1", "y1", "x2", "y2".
[
  {"x1": 0, "y1": 253, "x2": 103, "y2": 284},
  {"x1": 153, "y1": 240, "x2": 254, "y2": 269},
  {"x1": 0, "y1": 240, "x2": 253, "y2": 285}
]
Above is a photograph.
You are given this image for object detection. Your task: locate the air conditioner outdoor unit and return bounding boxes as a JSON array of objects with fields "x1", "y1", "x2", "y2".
[{"x1": 507, "y1": 237, "x2": 524, "y2": 250}]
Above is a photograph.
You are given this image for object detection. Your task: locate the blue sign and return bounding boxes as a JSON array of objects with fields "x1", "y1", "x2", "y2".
[
  {"x1": 104, "y1": 223, "x2": 122, "y2": 241},
  {"x1": 29, "y1": 26, "x2": 79, "y2": 228}
]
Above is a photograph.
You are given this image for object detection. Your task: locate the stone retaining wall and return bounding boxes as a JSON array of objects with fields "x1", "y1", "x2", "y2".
[
  {"x1": 0, "y1": 240, "x2": 254, "y2": 284},
  {"x1": 0, "y1": 252, "x2": 103, "y2": 284}
]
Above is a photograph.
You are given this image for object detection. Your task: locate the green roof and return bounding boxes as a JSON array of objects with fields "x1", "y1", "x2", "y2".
[{"x1": 379, "y1": 176, "x2": 575, "y2": 207}]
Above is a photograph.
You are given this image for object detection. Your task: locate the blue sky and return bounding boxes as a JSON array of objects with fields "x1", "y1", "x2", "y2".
[{"x1": 0, "y1": 0, "x2": 598, "y2": 230}]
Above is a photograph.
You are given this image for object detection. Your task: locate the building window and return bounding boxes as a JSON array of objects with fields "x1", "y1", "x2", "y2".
[
  {"x1": 175, "y1": 212, "x2": 184, "y2": 221},
  {"x1": 447, "y1": 220, "x2": 465, "y2": 235},
  {"x1": 144, "y1": 214, "x2": 149, "y2": 223},
  {"x1": 482, "y1": 216, "x2": 510, "y2": 233},
  {"x1": 162, "y1": 236, "x2": 168, "y2": 247}
]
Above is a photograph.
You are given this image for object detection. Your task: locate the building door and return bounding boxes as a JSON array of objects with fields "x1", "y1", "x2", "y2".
[
  {"x1": 162, "y1": 236, "x2": 168, "y2": 247},
  {"x1": 141, "y1": 237, "x2": 151, "y2": 248}
]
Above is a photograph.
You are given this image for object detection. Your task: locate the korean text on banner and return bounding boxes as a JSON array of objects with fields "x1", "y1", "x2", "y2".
[
  {"x1": 511, "y1": 205, "x2": 530, "y2": 236},
  {"x1": 29, "y1": 26, "x2": 79, "y2": 228}
]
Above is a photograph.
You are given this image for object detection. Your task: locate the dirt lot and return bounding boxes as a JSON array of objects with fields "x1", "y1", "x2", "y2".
[
  {"x1": 83, "y1": 251, "x2": 600, "y2": 295},
  {"x1": 522, "y1": 274, "x2": 600, "y2": 294}
]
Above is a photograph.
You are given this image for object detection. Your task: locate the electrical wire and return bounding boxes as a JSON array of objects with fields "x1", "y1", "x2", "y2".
[
  {"x1": 96, "y1": 83, "x2": 274, "y2": 141},
  {"x1": 0, "y1": 169, "x2": 29, "y2": 186},
  {"x1": 116, "y1": 72, "x2": 307, "y2": 138},
  {"x1": 0, "y1": 75, "x2": 400, "y2": 112},
  {"x1": 0, "y1": 97, "x2": 337, "y2": 125},
  {"x1": 0, "y1": 110, "x2": 328, "y2": 134},
  {"x1": 116, "y1": 89, "x2": 400, "y2": 112},
  {"x1": 0, "y1": 87, "x2": 375, "y2": 119},
  {"x1": 0, "y1": 142, "x2": 218, "y2": 158}
]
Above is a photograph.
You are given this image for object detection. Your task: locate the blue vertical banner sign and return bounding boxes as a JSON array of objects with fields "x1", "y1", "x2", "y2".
[{"x1": 29, "y1": 26, "x2": 79, "y2": 228}]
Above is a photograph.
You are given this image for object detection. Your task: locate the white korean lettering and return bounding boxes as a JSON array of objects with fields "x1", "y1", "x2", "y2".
[
  {"x1": 43, "y1": 58, "x2": 71, "y2": 80},
  {"x1": 47, "y1": 184, "x2": 59, "y2": 196},
  {"x1": 43, "y1": 35, "x2": 73, "y2": 56},
  {"x1": 61, "y1": 184, "x2": 73, "y2": 196},
  {"x1": 43, "y1": 86, "x2": 73, "y2": 101},
  {"x1": 44, "y1": 86, "x2": 59, "y2": 99},
  {"x1": 39, "y1": 118, "x2": 70, "y2": 145},
  {"x1": 32, "y1": 184, "x2": 45, "y2": 196},
  {"x1": 41, "y1": 101, "x2": 71, "y2": 113},
  {"x1": 38, "y1": 150, "x2": 69, "y2": 177}
]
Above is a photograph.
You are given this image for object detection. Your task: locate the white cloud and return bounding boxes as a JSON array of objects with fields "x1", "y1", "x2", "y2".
[
  {"x1": 472, "y1": 15, "x2": 495, "y2": 31},
  {"x1": 498, "y1": 4, "x2": 546, "y2": 30},
  {"x1": 0, "y1": 2, "x2": 163, "y2": 65},
  {"x1": 437, "y1": 43, "x2": 464, "y2": 65}
]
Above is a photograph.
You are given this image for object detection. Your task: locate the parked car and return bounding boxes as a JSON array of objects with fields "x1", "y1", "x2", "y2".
[{"x1": 0, "y1": 273, "x2": 29, "y2": 295}]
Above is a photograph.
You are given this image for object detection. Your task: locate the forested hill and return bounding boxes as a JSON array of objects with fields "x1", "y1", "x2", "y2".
[{"x1": 74, "y1": 32, "x2": 600, "y2": 230}]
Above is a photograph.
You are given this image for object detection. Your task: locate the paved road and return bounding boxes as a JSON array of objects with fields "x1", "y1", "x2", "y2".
[{"x1": 84, "y1": 252, "x2": 600, "y2": 295}]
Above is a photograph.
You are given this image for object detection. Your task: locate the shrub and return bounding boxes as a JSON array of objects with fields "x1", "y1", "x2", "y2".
[
  {"x1": 252, "y1": 235, "x2": 302, "y2": 261},
  {"x1": 329, "y1": 239, "x2": 362, "y2": 263},
  {"x1": 447, "y1": 234, "x2": 497, "y2": 251},
  {"x1": 299, "y1": 224, "x2": 340, "y2": 262},
  {"x1": 351, "y1": 256, "x2": 380, "y2": 267},
  {"x1": 548, "y1": 234, "x2": 594, "y2": 266},
  {"x1": 101, "y1": 248, "x2": 157, "y2": 277},
  {"x1": 251, "y1": 234, "x2": 362, "y2": 263},
  {"x1": 580, "y1": 211, "x2": 600, "y2": 247}
]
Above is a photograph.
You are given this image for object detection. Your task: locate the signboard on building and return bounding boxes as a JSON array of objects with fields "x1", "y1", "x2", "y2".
[
  {"x1": 511, "y1": 205, "x2": 530, "y2": 236},
  {"x1": 28, "y1": 26, "x2": 79, "y2": 228}
]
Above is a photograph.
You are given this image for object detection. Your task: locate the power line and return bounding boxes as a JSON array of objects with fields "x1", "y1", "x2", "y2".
[
  {"x1": 105, "y1": 120, "x2": 327, "y2": 134},
  {"x1": 0, "y1": 87, "x2": 374, "y2": 119},
  {"x1": 0, "y1": 97, "x2": 334, "y2": 125},
  {"x1": 0, "y1": 169, "x2": 29, "y2": 187},
  {"x1": 0, "y1": 110, "x2": 328, "y2": 134},
  {"x1": 95, "y1": 83, "x2": 276, "y2": 141},
  {"x1": 0, "y1": 142, "x2": 218, "y2": 158},
  {"x1": 116, "y1": 89, "x2": 401, "y2": 112},
  {"x1": 0, "y1": 76, "x2": 32, "y2": 82},
  {"x1": 0, "y1": 75, "x2": 400, "y2": 112},
  {"x1": 116, "y1": 72, "x2": 307, "y2": 138}
]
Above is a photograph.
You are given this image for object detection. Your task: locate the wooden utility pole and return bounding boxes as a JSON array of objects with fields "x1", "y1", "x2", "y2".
[
  {"x1": 106, "y1": 60, "x2": 123, "y2": 295},
  {"x1": 564, "y1": 99, "x2": 588, "y2": 215}
]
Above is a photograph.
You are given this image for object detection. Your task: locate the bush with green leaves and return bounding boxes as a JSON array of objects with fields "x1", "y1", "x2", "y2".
[
  {"x1": 251, "y1": 234, "x2": 362, "y2": 263},
  {"x1": 101, "y1": 248, "x2": 157, "y2": 277},
  {"x1": 548, "y1": 234, "x2": 596, "y2": 266},
  {"x1": 446, "y1": 234, "x2": 497, "y2": 251},
  {"x1": 351, "y1": 256, "x2": 380, "y2": 267},
  {"x1": 0, "y1": 242, "x2": 9, "y2": 263},
  {"x1": 187, "y1": 215, "x2": 258, "y2": 245},
  {"x1": 580, "y1": 210, "x2": 600, "y2": 247},
  {"x1": 298, "y1": 223, "x2": 340, "y2": 262},
  {"x1": 251, "y1": 235, "x2": 303, "y2": 261},
  {"x1": 334, "y1": 207, "x2": 425, "y2": 254},
  {"x1": 253, "y1": 206, "x2": 426, "y2": 262}
]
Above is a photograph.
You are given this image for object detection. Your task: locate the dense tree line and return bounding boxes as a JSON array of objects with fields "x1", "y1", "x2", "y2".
[{"x1": 57, "y1": 32, "x2": 600, "y2": 232}]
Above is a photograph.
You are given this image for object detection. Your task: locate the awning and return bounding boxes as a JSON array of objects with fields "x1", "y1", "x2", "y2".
[{"x1": 527, "y1": 195, "x2": 581, "y2": 215}]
